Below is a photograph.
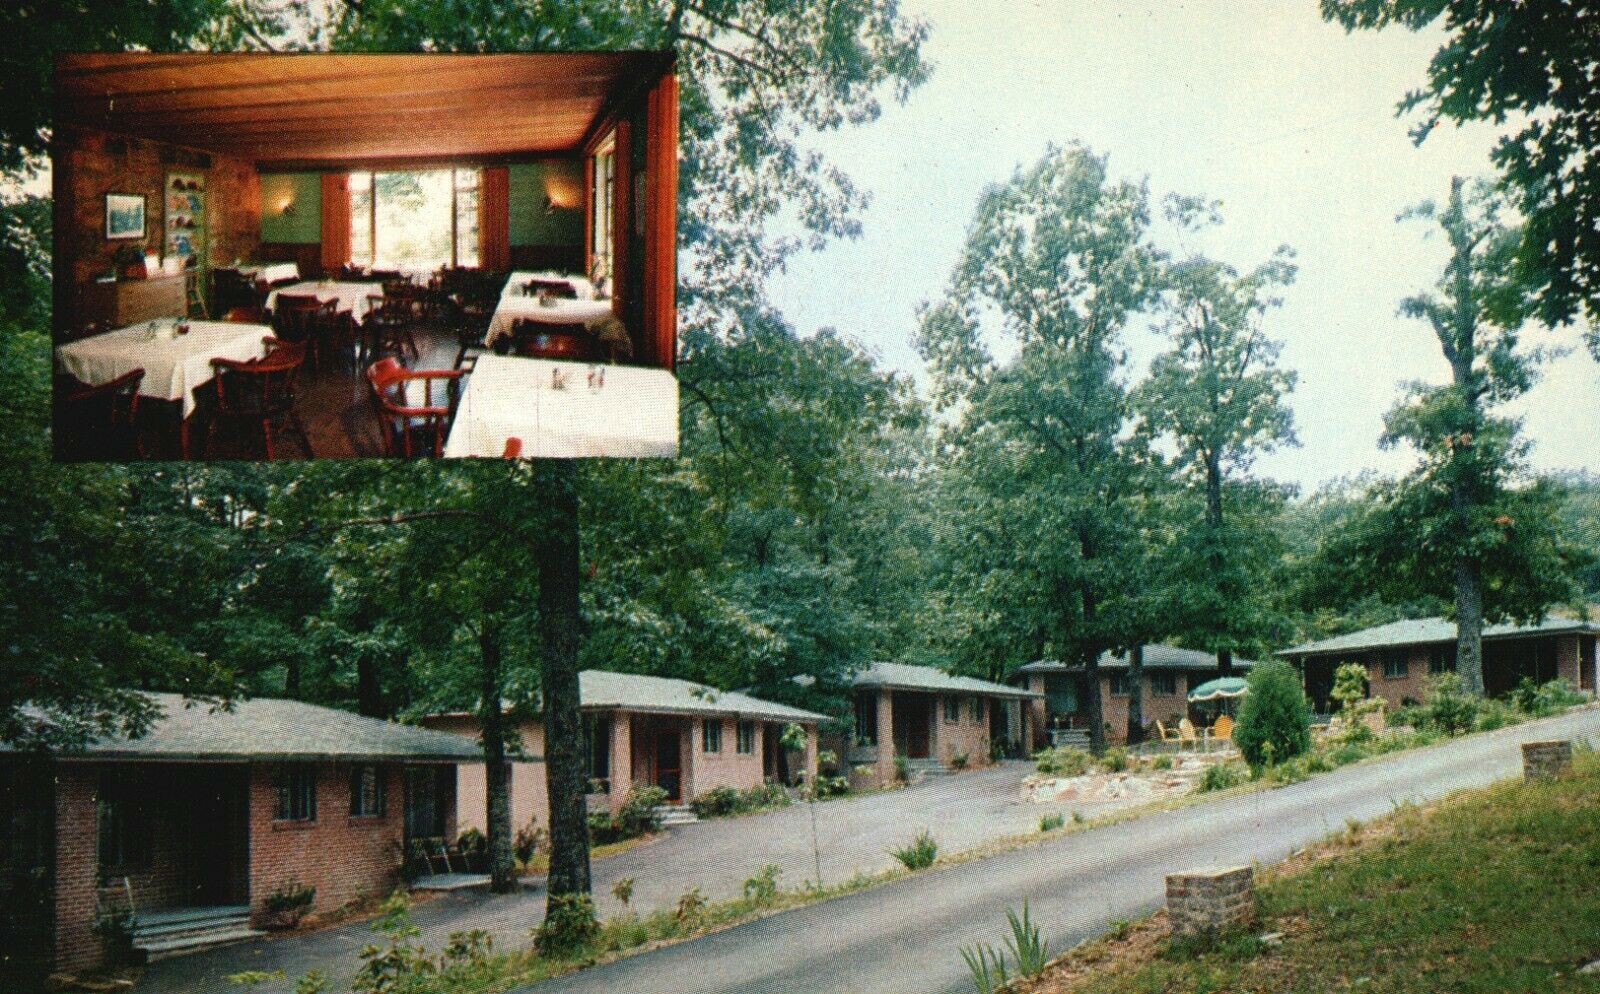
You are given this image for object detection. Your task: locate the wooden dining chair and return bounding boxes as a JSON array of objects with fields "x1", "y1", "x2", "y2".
[
  {"x1": 364, "y1": 294, "x2": 419, "y2": 363},
  {"x1": 510, "y1": 319, "x2": 599, "y2": 361},
  {"x1": 271, "y1": 294, "x2": 336, "y2": 370},
  {"x1": 208, "y1": 337, "x2": 312, "y2": 460},
  {"x1": 54, "y1": 367, "x2": 145, "y2": 461},
  {"x1": 365, "y1": 357, "x2": 463, "y2": 458}
]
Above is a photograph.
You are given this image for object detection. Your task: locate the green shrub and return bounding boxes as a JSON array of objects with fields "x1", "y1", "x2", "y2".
[
  {"x1": 894, "y1": 753, "x2": 910, "y2": 783},
  {"x1": 1150, "y1": 753, "x2": 1174, "y2": 771},
  {"x1": 890, "y1": 829, "x2": 939, "y2": 870},
  {"x1": 1100, "y1": 747, "x2": 1129, "y2": 773},
  {"x1": 950, "y1": 749, "x2": 970, "y2": 770},
  {"x1": 1004, "y1": 901, "x2": 1051, "y2": 977},
  {"x1": 1523, "y1": 678, "x2": 1587, "y2": 716},
  {"x1": 588, "y1": 785, "x2": 668, "y2": 844},
  {"x1": 742, "y1": 864, "x2": 782, "y2": 905},
  {"x1": 1420, "y1": 674, "x2": 1479, "y2": 734},
  {"x1": 513, "y1": 819, "x2": 546, "y2": 865},
  {"x1": 1034, "y1": 746, "x2": 1092, "y2": 776},
  {"x1": 1233, "y1": 661, "x2": 1312, "y2": 770},
  {"x1": 533, "y1": 893, "x2": 598, "y2": 957},
  {"x1": 674, "y1": 886, "x2": 707, "y2": 925},
  {"x1": 611, "y1": 876, "x2": 634, "y2": 907},
  {"x1": 262, "y1": 881, "x2": 316, "y2": 930},
  {"x1": 455, "y1": 827, "x2": 486, "y2": 859},
  {"x1": 1039, "y1": 812, "x2": 1065, "y2": 832},
  {"x1": 1330, "y1": 662, "x2": 1370, "y2": 716},
  {"x1": 1197, "y1": 762, "x2": 1246, "y2": 792},
  {"x1": 690, "y1": 785, "x2": 742, "y2": 818},
  {"x1": 961, "y1": 942, "x2": 1009, "y2": 994},
  {"x1": 1474, "y1": 698, "x2": 1516, "y2": 731}
]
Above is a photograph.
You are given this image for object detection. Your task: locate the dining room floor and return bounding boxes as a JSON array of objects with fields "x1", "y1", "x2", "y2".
[{"x1": 124, "y1": 320, "x2": 464, "y2": 461}]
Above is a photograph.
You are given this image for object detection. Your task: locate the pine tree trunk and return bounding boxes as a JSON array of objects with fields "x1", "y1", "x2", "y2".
[
  {"x1": 1454, "y1": 554, "x2": 1485, "y2": 695},
  {"x1": 1084, "y1": 648, "x2": 1105, "y2": 755},
  {"x1": 478, "y1": 627, "x2": 515, "y2": 893},
  {"x1": 535, "y1": 460, "x2": 592, "y2": 901},
  {"x1": 1126, "y1": 644, "x2": 1144, "y2": 745}
]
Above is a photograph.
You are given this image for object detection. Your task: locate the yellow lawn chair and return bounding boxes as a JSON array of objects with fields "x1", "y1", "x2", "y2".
[
  {"x1": 1210, "y1": 714, "x2": 1234, "y2": 747},
  {"x1": 1155, "y1": 720, "x2": 1182, "y2": 747},
  {"x1": 1178, "y1": 717, "x2": 1203, "y2": 752}
]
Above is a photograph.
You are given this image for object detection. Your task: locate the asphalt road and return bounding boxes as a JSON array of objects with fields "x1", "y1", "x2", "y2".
[{"x1": 524, "y1": 707, "x2": 1600, "y2": 994}]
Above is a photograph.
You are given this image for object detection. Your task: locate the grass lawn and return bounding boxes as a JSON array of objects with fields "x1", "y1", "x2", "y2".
[{"x1": 1012, "y1": 750, "x2": 1600, "y2": 994}]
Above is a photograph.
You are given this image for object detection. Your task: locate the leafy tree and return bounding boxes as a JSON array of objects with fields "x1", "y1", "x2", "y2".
[
  {"x1": 1136, "y1": 208, "x2": 1299, "y2": 674},
  {"x1": 1321, "y1": 0, "x2": 1600, "y2": 352},
  {"x1": 917, "y1": 144, "x2": 1165, "y2": 753},
  {"x1": 1232, "y1": 660, "x2": 1312, "y2": 769}
]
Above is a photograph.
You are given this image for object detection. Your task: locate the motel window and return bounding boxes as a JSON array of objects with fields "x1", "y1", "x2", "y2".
[
  {"x1": 969, "y1": 697, "x2": 985, "y2": 723},
  {"x1": 1109, "y1": 673, "x2": 1129, "y2": 697},
  {"x1": 275, "y1": 766, "x2": 318, "y2": 822},
  {"x1": 943, "y1": 696, "x2": 960, "y2": 723},
  {"x1": 349, "y1": 765, "x2": 385, "y2": 818},
  {"x1": 701, "y1": 719, "x2": 722, "y2": 753},
  {"x1": 1150, "y1": 672, "x2": 1178, "y2": 697},
  {"x1": 737, "y1": 721, "x2": 756, "y2": 755},
  {"x1": 583, "y1": 712, "x2": 612, "y2": 789},
  {"x1": 96, "y1": 776, "x2": 151, "y2": 873},
  {"x1": 854, "y1": 694, "x2": 877, "y2": 745},
  {"x1": 591, "y1": 141, "x2": 615, "y2": 281},
  {"x1": 1381, "y1": 650, "x2": 1409, "y2": 679},
  {"x1": 453, "y1": 168, "x2": 480, "y2": 267},
  {"x1": 1428, "y1": 645, "x2": 1456, "y2": 676}
]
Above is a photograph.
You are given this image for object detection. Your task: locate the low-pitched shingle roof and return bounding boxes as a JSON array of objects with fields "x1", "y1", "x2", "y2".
[
  {"x1": 18, "y1": 692, "x2": 482, "y2": 763},
  {"x1": 1013, "y1": 645, "x2": 1257, "y2": 677},
  {"x1": 575, "y1": 670, "x2": 829, "y2": 724},
  {"x1": 1279, "y1": 616, "x2": 1600, "y2": 658},
  {"x1": 851, "y1": 661, "x2": 1041, "y2": 700}
]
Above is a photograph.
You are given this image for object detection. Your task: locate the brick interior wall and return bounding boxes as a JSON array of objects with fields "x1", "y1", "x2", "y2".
[
  {"x1": 246, "y1": 762, "x2": 406, "y2": 924},
  {"x1": 55, "y1": 126, "x2": 260, "y2": 329}
]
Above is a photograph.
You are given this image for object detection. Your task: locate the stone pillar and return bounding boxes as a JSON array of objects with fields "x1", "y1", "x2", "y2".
[
  {"x1": 1522, "y1": 739, "x2": 1573, "y2": 780},
  {"x1": 876, "y1": 690, "x2": 896, "y2": 787},
  {"x1": 1166, "y1": 866, "x2": 1255, "y2": 938}
]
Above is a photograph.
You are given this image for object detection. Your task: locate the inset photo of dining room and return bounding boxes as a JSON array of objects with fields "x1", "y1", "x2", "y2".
[{"x1": 50, "y1": 51, "x2": 679, "y2": 461}]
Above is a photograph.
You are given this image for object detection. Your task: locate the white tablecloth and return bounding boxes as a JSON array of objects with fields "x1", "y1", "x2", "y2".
[
  {"x1": 485, "y1": 296, "x2": 616, "y2": 348},
  {"x1": 444, "y1": 355, "x2": 678, "y2": 459},
  {"x1": 236, "y1": 262, "x2": 300, "y2": 284},
  {"x1": 56, "y1": 320, "x2": 272, "y2": 417},
  {"x1": 502, "y1": 270, "x2": 595, "y2": 300},
  {"x1": 265, "y1": 281, "x2": 385, "y2": 323}
]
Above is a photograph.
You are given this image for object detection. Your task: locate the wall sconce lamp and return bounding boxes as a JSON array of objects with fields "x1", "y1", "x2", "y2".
[
  {"x1": 543, "y1": 194, "x2": 556, "y2": 215},
  {"x1": 279, "y1": 200, "x2": 296, "y2": 217}
]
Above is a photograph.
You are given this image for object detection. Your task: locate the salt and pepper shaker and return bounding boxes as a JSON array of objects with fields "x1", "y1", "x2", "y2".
[
  {"x1": 586, "y1": 365, "x2": 605, "y2": 392},
  {"x1": 551, "y1": 367, "x2": 566, "y2": 390}
]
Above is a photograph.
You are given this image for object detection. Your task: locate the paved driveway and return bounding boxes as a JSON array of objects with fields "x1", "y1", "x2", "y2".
[
  {"x1": 524, "y1": 707, "x2": 1600, "y2": 994},
  {"x1": 142, "y1": 761, "x2": 1044, "y2": 993}
]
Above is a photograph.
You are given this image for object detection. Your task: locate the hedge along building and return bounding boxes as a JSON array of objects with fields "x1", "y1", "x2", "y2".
[
  {"x1": 1278, "y1": 616, "x2": 1600, "y2": 714},
  {"x1": 840, "y1": 662, "x2": 1042, "y2": 788},
  {"x1": 0, "y1": 693, "x2": 479, "y2": 981},
  {"x1": 1011, "y1": 646, "x2": 1256, "y2": 749},
  {"x1": 420, "y1": 670, "x2": 828, "y2": 836}
]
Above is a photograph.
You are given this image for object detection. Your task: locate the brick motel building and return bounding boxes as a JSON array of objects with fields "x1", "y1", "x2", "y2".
[
  {"x1": 1280, "y1": 616, "x2": 1600, "y2": 713},
  {"x1": 423, "y1": 670, "x2": 827, "y2": 835},
  {"x1": 0, "y1": 693, "x2": 479, "y2": 981}
]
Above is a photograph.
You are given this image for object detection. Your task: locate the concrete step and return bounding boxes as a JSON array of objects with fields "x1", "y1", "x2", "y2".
[
  {"x1": 654, "y1": 803, "x2": 699, "y2": 826},
  {"x1": 139, "y1": 925, "x2": 265, "y2": 961}
]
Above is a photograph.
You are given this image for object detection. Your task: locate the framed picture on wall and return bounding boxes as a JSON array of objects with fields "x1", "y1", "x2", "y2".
[{"x1": 105, "y1": 192, "x2": 145, "y2": 240}]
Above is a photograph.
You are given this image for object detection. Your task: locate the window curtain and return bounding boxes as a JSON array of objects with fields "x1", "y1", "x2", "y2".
[
  {"x1": 320, "y1": 173, "x2": 350, "y2": 275},
  {"x1": 479, "y1": 166, "x2": 510, "y2": 271}
]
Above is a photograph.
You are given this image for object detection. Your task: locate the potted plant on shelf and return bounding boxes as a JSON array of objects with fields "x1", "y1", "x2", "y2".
[{"x1": 112, "y1": 243, "x2": 147, "y2": 280}]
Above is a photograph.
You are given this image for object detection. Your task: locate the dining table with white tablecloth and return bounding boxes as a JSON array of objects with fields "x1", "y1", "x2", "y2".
[
  {"x1": 264, "y1": 280, "x2": 385, "y2": 322},
  {"x1": 443, "y1": 355, "x2": 678, "y2": 459},
  {"x1": 501, "y1": 270, "x2": 596, "y2": 300},
  {"x1": 234, "y1": 261, "x2": 301, "y2": 285},
  {"x1": 484, "y1": 295, "x2": 616, "y2": 349}
]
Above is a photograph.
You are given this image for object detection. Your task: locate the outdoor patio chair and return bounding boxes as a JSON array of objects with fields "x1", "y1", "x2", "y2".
[
  {"x1": 1154, "y1": 720, "x2": 1182, "y2": 747},
  {"x1": 208, "y1": 337, "x2": 313, "y2": 460},
  {"x1": 1210, "y1": 714, "x2": 1234, "y2": 743},
  {"x1": 1178, "y1": 718, "x2": 1205, "y2": 752}
]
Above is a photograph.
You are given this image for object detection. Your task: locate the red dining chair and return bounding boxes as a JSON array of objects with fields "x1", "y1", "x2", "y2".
[
  {"x1": 54, "y1": 367, "x2": 145, "y2": 461},
  {"x1": 365, "y1": 357, "x2": 464, "y2": 458},
  {"x1": 208, "y1": 337, "x2": 313, "y2": 460},
  {"x1": 271, "y1": 294, "x2": 338, "y2": 371}
]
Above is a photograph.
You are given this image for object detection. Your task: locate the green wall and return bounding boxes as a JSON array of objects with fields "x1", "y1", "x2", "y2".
[
  {"x1": 259, "y1": 172, "x2": 322, "y2": 243},
  {"x1": 509, "y1": 161, "x2": 583, "y2": 246}
]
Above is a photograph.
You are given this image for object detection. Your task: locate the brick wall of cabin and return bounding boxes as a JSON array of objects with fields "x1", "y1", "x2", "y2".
[
  {"x1": 1025, "y1": 676, "x2": 1050, "y2": 751},
  {"x1": 1101, "y1": 672, "x2": 1195, "y2": 744},
  {"x1": 245, "y1": 762, "x2": 409, "y2": 925},
  {"x1": 1556, "y1": 635, "x2": 1580, "y2": 687},
  {"x1": 931, "y1": 695, "x2": 992, "y2": 767},
  {"x1": 688, "y1": 717, "x2": 767, "y2": 797},
  {"x1": 54, "y1": 127, "x2": 260, "y2": 331}
]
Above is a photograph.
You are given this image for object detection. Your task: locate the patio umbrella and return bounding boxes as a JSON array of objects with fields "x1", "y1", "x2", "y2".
[{"x1": 1188, "y1": 676, "x2": 1250, "y2": 703}]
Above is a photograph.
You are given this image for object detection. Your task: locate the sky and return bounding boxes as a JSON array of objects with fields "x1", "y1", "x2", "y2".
[{"x1": 765, "y1": 0, "x2": 1600, "y2": 493}]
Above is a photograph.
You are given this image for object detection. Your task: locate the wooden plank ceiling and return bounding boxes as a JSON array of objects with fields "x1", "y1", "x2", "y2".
[{"x1": 56, "y1": 52, "x2": 665, "y2": 168}]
